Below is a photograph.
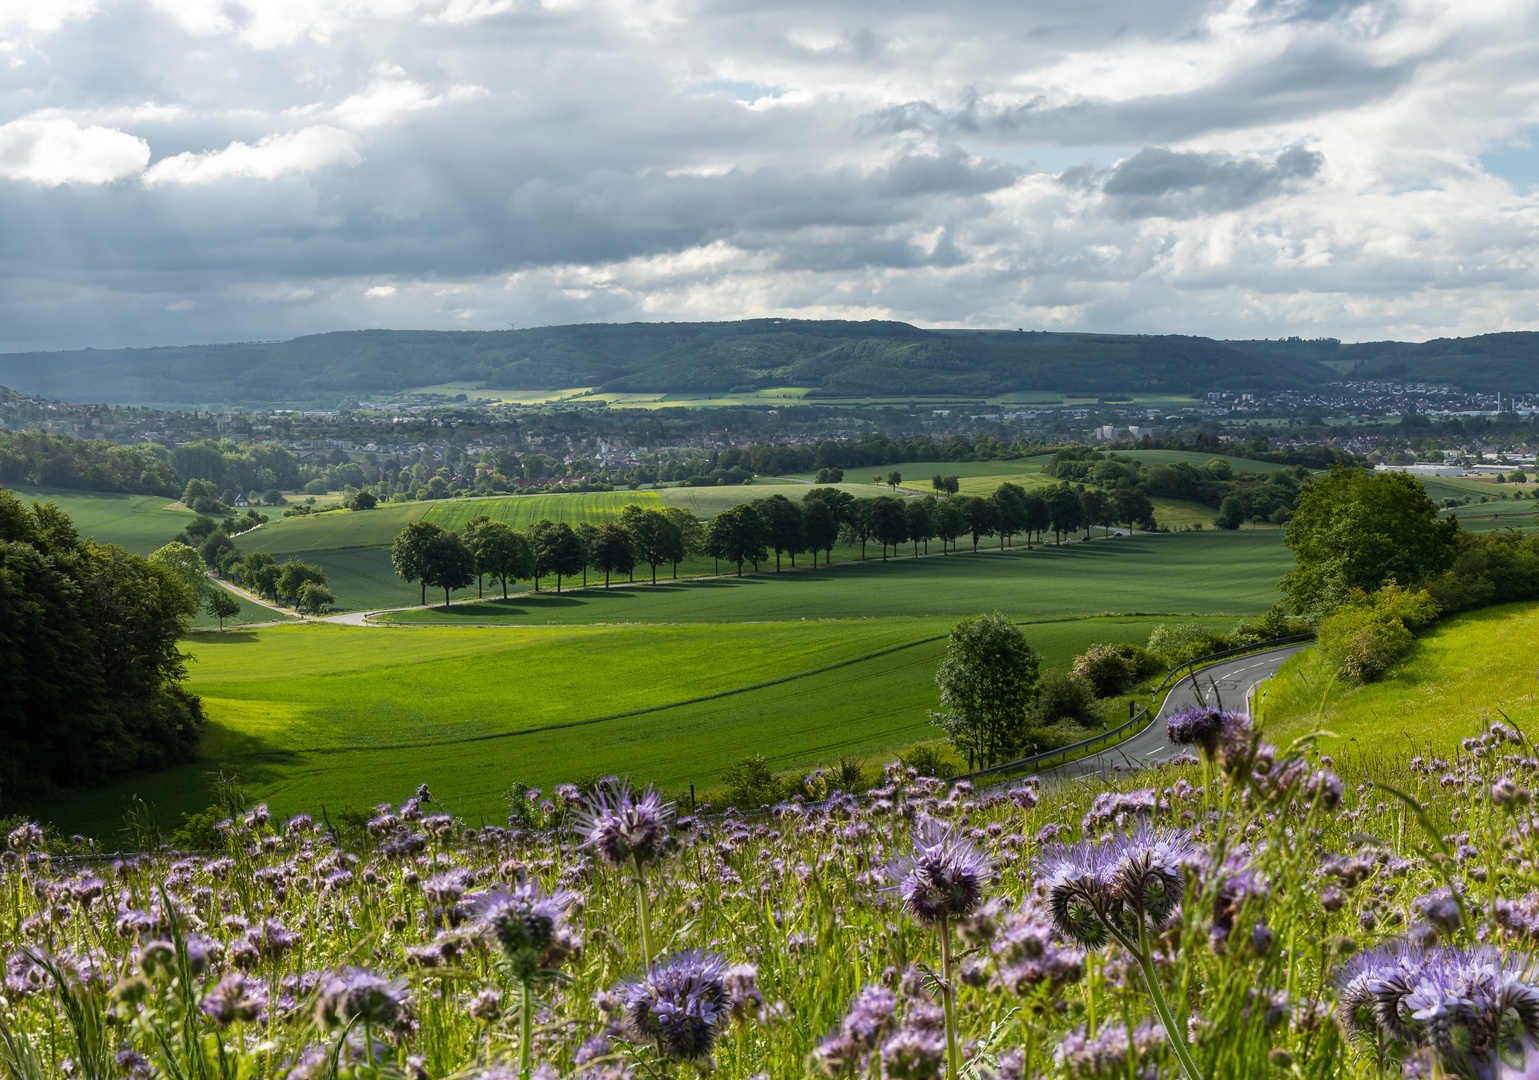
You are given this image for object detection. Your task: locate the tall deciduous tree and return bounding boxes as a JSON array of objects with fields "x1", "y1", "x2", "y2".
[
  {"x1": 662, "y1": 506, "x2": 703, "y2": 578},
  {"x1": 961, "y1": 496, "x2": 996, "y2": 553},
  {"x1": 1281, "y1": 465, "x2": 1458, "y2": 617},
  {"x1": 420, "y1": 530, "x2": 478, "y2": 607},
  {"x1": 869, "y1": 496, "x2": 908, "y2": 559},
  {"x1": 990, "y1": 482, "x2": 1029, "y2": 549},
  {"x1": 589, "y1": 522, "x2": 636, "y2": 587},
  {"x1": 276, "y1": 559, "x2": 328, "y2": 607},
  {"x1": 758, "y1": 494, "x2": 805, "y2": 571},
  {"x1": 474, "y1": 521, "x2": 534, "y2": 598},
  {"x1": 621, "y1": 505, "x2": 683, "y2": 583},
  {"x1": 708, "y1": 502, "x2": 769, "y2": 575},
  {"x1": 929, "y1": 612, "x2": 1042, "y2": 769},
  {"x1": 206, "y1": 588, "x2": 241, "y2": 628},
  {"x1": 801, "y1": 499, "x2": 839, "y2": 567},
  {"x1": 531, "y1": 519, "x2": 586, "y2": 592},
  {"x1": 1111, "y1": 488, "x2": 1154, "y2": 534},
  {"x1": 392, "y1": 520, "x2": 444, "y2": 605},
  {"x1": 1022, "y1": 492, "x2": 1050, "y2": 547},
  {"x1": 1045, "y1": 484, "x2": 1085, "y2": 544},
  {"x1": 934, "y1": 498, "x2": 967, "y2": 553},
  {"x1": 240, "y1": 551, "x2": 280, "y2": 601},
  {"x1": 906, "y1": 497, "x2": 936, "y2": 555}
]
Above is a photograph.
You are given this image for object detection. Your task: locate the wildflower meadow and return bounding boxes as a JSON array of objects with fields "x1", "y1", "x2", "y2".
[{"x1": 4, "y1": 708, "x2": 1539, "y2": 1080}]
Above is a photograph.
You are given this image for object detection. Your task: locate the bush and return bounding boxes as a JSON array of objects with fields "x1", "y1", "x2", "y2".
[
  {"x1": 303, "y1": 479, "x2": 330, "y2": 495},
  {"x1": 169, "y1": 805, "x2": 227, "y2": 851},
  {"x1": 1072, "y1": 644, "x2": 1135, "y2": 697},
  {"x1": 1034, "y1": 670, "x2": 1099, "y2": 727},
  {"x1": 814, "y1": 468, "x2": 844, "y2": 484},
  {"x1": 721, "y1": 754, "x2": 782, "y2": 806},
  {"x1": 898, "y1": 742, "x2": 958, "y2": 780},
  {"x1": 348, "y1": 490, "x2": 378, "y2": 511},
  {"x1": 1109, "y1": 642, "x2": 1164, "y2": 681},
  {"x1": 1318, "y1": 582, "x2": 1437, "y2": 684}
]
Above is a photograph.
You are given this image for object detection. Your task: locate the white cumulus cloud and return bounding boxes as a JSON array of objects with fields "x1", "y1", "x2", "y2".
[
  {"x1": 143, "y1": 127, "x2": 361, "y2": 185},
  {"x1": 0, "y1": 117, "x2": 149, "y2": 185},
  {"x1": 333, "y1": 68, "x2": 489, "y2": 128}
]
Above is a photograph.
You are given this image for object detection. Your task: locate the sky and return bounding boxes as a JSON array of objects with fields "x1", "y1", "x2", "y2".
[{"x1": 2, "y1": 0, "x2": 1539, "y2": 352}]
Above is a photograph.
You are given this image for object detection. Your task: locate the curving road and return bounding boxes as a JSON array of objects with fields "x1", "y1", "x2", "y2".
[{"x1": 1021, "y1": 643, "x2": 1310, "y2": 784}]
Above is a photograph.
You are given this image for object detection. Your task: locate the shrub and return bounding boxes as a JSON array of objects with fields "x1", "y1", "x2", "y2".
[
  {"x1": 1033, "y1": 670, "x2": 1099, "y2": 727},
  {"x1": 169, "y1": 805, "x2": 226, "y2": 851},
  {"x1": 1110, "y1": 642, "x2": 1164, "y2": 681},
  {"x1": 1072, "y1": 644, "x2": 1135, "y2": 697},
  {"x1": 303, "y1": 478, "x2": 329, "y2": 495},
  {"x1": 1147, "y1": 620, "x2": 1208, "y2": 659},
  {"x1": 721, "y1": 754, "x2": 782, "y2": 806},
  {"x1": 898, "y1": 742, "x2": 958, "y2": 780},
  {"x1": 1318, "y1": 582, "x2": 1436, "y2": 684}
]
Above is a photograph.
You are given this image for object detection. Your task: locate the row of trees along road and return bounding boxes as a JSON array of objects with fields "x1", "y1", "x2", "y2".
[
  {"x1": 388, "y1": 482, "x2": 1159, "y2": 603},
  {"x1": 704, "y1": 482, "x2": 1157, "y2": 575},
  {"x1": 389, "y1": 505, "x2": 706, "y2": 605}
]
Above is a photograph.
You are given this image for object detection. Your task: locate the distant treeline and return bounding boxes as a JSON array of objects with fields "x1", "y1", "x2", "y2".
[
  {"x1": 0, "y1": 431, "x2": 180, "y2": 496},
  {"x1": 0, "y1": 489, "x2": 204, "y2": 811}
]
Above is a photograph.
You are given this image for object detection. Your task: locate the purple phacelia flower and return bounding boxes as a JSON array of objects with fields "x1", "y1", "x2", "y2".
[
  {"x1": 617, "y1": 950, "x2": 730, "y2": 1062},
  {"x1": 200, "y1": 973, "x2": 263, "y2": 1027},
  {"x1": 576, "y1": 782, "x2": 672, "y2": 868},
  {"x1": 1165, "y1": 705, "x2": 1236, "y2": 759},
  {"x1": 886, "y1": 819, "x2": 992, "y2": 927},
  {"x1": 468, "y1": 882, "x2": 580, "y2": 978},
  {"x1": 316, "y1": 967, "x2": 408, "y2": 1030},
  {"x1": 1037, "y1": 823, "x2": 1193, "y2": 948}
]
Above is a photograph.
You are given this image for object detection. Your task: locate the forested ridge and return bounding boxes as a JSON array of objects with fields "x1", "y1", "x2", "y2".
[
  {"x1": 0, "y1": 321, "x2": 1331, "y2": 405},
  {"x1": 9, "y1": 323, "x2": 1539, "y2": 407}
]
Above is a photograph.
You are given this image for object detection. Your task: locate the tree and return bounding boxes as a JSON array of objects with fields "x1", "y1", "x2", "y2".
[
  {"x1": 149, "y1": 542, "x2": 213, "y2": 604},
  {"x1": 990, "y1": 482, "x2": 1029, "y2": 549},
  {"x1": 531, "y1": 520, "x2": 586, "y2": 592},
  {"x1": 276, "y1": 560, "x2": 328, "y2": 607},
  {"x1": 348, "y1": 490, "x2": 378, "y2": 511},
  {"x1": 622, "y1": 506, "x2": 682, "y2": 583},
  {"x1": 240, "y1": 551, "x2": 280, "y2": 601},
  {"x1": 574, "y1": 521, "x2": 597, "y2": 586},
  {"x1": 961, "y1": 496, "x2": 996, "y2": 553},
  {"x1": 1281, "y1": 465, "x2": 1459, "y2": 617},
  {"x1": 929, "y1": 612, "x2": 1042, "y2": 769},
  {"x1": 886, "y1": 470, "x2": 902, "y2": 490},
  {"x1": 199, "y1": 530, "x2": 240, "y2": 574},
  {"x1": 392, "y1": 520, "x2": 445, "y2": 605},
  {"x1": 588, "y1": 522, "x2": 636, "y2": 587},
  {"x1": 1111, "y1": 488, "x2": 1154, "y2": 534},
  {"x1": 1081, "y1": 489, "x2": 1112, "y2": 538},
  {"x1": 707, "y1": 502, "x2": 769, "y2": 575},
  {"x1": 801, "y1": 499, "x2": 839, "y2": 567},
  {"x1": 906, "y1": 497, "x2": 936, "y2": 555},
  {"x1": 662, "y1": 507, "x2": 704, "y2": 578},
  {"x1": 869, "y1": 496, "x2": 908, "y2": 559},
  {"x1": 474, "y1": 521, "x2": 535, "y2": 598},
  {"x1": 933, "y1": 475, "x2": 960, "y2": 495},
  {"x1": 1045, "y1": 484, "x2": 1085, "y2": 544},
  {"x1": 296, "y1": 581, "x2": 336, "y2": 615},
  {"x1": 934, "y1": 498, "x2": 967, "y2": 553},
  {"x1": 421, "y1": 530, "x2": 477, "y2": 607},
  {"x1": 758, "y1": 494, "x2": 804, "y2": 571},
  {"x1": 205, "y1": 588, "x2": 241, "y2": 629},
  {"x1": 463, "y1": 516, "x2": 498, "y2": 597},
  {"x1": 1022, "y1": 492, "x2": 1049, "y2": 548},
  {"x1": 1214, "y1": 495, "x2": 1245, "y2": 530}
]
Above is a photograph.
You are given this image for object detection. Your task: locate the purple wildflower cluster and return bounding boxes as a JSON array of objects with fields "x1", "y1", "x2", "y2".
[
  {"x1": 1038, "y1": 824, "x2": 1194, "y2": 947},
  {"x1": 887, "y1": 819, "x2": 993, "y2": 926},
  {"x1": 1337, "y1": 943, "x2": 1539, "y2": 1077},
  {"x1": 576, "y1": 781, "x2": 673, "y2": 868},
  {"x1": 813, "y1": 983, "x2": 945, "y2": 1079}
]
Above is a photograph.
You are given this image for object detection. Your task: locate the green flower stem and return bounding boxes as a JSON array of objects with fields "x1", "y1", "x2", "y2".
[
  {"x1": 1130, "y1": 917, "x2": 1205, "y2": 1080},
  {"x1": 634, "y1": 859, "x2": 655, "y2": 967},
  {"x1": 939, "y1": 917, "x2": 959, "y2": 1080},
  {"x1": 519, "y1": 978, "x2": 534, "y2": 1080}
]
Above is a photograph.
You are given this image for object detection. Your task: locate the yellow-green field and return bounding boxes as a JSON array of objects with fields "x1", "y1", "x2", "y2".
[{"x1": 1262, "y1": 600, "x2": 1539, "y2": 755}]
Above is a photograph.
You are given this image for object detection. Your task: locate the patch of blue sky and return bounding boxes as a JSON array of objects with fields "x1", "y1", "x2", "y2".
[{"x1": 1480, "y1": 131, "x2": 1539, "y2": 188}]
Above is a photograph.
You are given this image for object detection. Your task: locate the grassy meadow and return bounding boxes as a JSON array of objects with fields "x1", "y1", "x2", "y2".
[
  {"x1": 1260, "y1": 598, "x2": 1539, "y2": 754},
  {"x1": 32, "y1": 611, "x2": 1238, "y2": 835},
  {"x1": 374, "y1": 530, "x2": 1291, "y2": 625},
  {"x1": 6, "y1": 484, "x2": 195, "y2": 554}
]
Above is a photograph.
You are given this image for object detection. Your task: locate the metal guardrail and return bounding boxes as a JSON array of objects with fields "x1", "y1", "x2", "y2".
[
  {"x1": 1149, "y1": 632, "x2": 1317, "y2": 698},
  {"x1": 953, "y1": 706, "x2": 1153, "y2": 784}
]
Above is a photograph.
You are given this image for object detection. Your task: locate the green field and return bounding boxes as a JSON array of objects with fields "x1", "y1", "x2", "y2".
[
  {"x1": 32, "y1": 613, "x2": 1234, "y2": 835},
  {"x1": 374, "y1": 530, "x2": 1290, "y2": 625},
  {"x1": 6, "y1": 484, "x2": 194, "y2": 555},
  {"x1": 1262, "y1": 600, "x2": 1539, "y2": 756}
]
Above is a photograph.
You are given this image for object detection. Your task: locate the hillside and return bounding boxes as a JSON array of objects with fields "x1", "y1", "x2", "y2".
[
  {"x1": 0, "y1": 322, "x2": 1327, "y2": 407},
  {"x1": 1225, "y1": 331, "x2": 1539, "y2": 390}
]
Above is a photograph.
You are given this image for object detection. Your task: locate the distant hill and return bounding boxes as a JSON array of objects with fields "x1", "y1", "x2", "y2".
[
  {"x1": 1223, "y1": 332, "x2": 1539, "y2": 391},
  {"x1": 0, "y1": 321, "x2": 1330, "y2": 408}
]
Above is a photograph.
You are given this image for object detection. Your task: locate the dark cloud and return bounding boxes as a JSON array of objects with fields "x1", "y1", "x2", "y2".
[{"x1": 1099, "y1": 144, "x2": 1324, "y2": 216}]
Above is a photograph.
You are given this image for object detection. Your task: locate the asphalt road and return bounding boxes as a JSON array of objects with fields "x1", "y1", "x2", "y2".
[{"x1": 1022, "y1": 643, "x2": 1311, "y2": 784}]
